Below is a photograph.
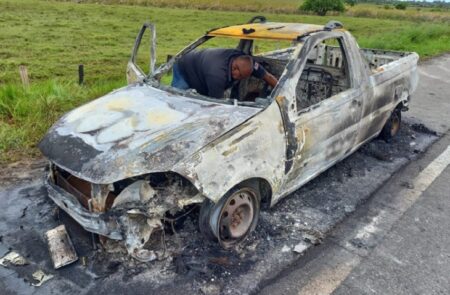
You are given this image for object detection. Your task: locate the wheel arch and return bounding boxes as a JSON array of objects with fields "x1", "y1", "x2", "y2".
[
  {"x1": 395, "y1": 85, "x2": 410, "y2": 111},
  {"x1": 226, "y1": 177, "x2": 273, "y2": 209},
  {"x1": 199, "y1": 176, "x2": 269, "y2": 248}
]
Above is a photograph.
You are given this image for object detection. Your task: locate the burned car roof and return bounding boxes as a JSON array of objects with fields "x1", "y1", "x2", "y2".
[{"x1": 207, "y1": 22, "x2": 328, "y2": 41}]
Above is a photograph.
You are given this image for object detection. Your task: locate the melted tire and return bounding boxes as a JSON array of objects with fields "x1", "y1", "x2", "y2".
[
  {"x1": 380, "y1": 108, "x2": 402, "y2": 142},
  {"x1": 198, "y1": 198, "x2": 217, "y2": 241}
]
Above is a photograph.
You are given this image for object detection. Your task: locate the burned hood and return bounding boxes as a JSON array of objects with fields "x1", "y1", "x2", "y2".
[{"x1": 39, "y1": 84, "x2": 260, "y2": 183}]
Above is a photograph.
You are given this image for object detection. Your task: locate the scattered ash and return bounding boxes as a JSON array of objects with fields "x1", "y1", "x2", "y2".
[
  {"x1": 360, "y1": 122, "x2": 430, "y2": 161},
  {"x1": 118, "y1": 121, "x2": 436, "y2": 294},
  {"x1": 411, "y1": 123, "x2": 439, "y2": 136},
  {"x1": 0, "y1": 121, "x2": 438, "y2": 295}
]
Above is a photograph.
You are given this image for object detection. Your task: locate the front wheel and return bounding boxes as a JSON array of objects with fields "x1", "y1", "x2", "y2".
[{"x1": 199, "y1": 182, "x2": 260, "y2": 248}]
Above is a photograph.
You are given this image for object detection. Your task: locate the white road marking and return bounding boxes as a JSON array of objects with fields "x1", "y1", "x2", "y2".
[
  {"x1": 438, "y1": 65, "x2": 450, "y2": 74},
  {"x1": 419, "y1": 68, "x2": 450, "y2": 84},
  {"x1": 398, "y1": 145, "x2": 450, "y2": 209},
  {"x1": 298, "y1": 144, "x2": 450, "y2": 295},
  {"x1": 380, "y1": 251, "x2": 404, "y2": 266},
  {"x1": 298, "y1": 256, "x2": 361, "y2": 295}
]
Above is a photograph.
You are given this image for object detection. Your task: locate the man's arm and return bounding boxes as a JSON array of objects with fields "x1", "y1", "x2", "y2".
[
  {"x1": 252, "y1": 62, "x2": 278, "y2": 88},
  {"x1": 262, "y1": 71, "x2": 278, "y2": 88}
]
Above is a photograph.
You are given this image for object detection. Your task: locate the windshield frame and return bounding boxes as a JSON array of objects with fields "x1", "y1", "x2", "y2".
[{"x1": 148, "y1": 34, "x2": 302, "y2": 108}]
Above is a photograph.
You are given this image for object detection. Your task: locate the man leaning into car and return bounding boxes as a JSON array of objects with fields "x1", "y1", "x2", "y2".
[{"x1": 171, "y1": 48, "x2": 278, "y2": 98}]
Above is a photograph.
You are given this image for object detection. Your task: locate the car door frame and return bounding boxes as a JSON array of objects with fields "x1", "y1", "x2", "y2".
[
  {"x1": 126, "y1": 23, "x2": 156, "y2": 84},
  {"x1": 273, "y1": 31, "x2": 369, "y2": 199}
]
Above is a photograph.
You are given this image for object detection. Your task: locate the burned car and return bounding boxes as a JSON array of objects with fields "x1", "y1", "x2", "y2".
[{"x1": 39, "y1": 17, "x2": 418, "y2": 260}]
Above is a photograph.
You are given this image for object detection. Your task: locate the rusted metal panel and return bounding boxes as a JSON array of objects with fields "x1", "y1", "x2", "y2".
[
  {"x1": 208, "y1": 22, "x2": 325, "y2": 41},
  {"x1": 55, "y1": 171, "x2": 91, "y2": 208},
  {"x1": 45, "y1": 177, "x2": 123, "y2": 240},
  {"x1": 46, "y1": 225, "x2": 78, "y2": 269}
]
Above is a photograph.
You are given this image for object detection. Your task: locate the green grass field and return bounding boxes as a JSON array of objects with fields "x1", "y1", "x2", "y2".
[
  {"x1": 56, "y1": 0, "x2": 450, "y2": 22},
  {"x1": 1, "y1": 0, "x2": 450, "y2": 163}
]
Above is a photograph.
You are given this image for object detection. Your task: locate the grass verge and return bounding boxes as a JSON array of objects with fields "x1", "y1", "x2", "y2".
[
  {"x1": 2, "y1": 0, "x2": 450, "y2": 84},
  {"x1": 0, "y1": 79, "x2": 123, "y2": 163},
  {"x1": 1, "y1": 0, "x2": 450, "y2": 163},
  {"x1": 56, "y1": 0, "x2": 450, "y2": 23}
]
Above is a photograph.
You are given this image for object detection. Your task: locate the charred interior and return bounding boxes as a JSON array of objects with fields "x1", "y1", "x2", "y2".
[
  {"x1": 232, "y1": 54, "x2": 288, "y2": 101},
  {"x1": 230, "y1": 40, "x2": 351, "y2": 108},
  {"x1": 361, "y1": 48, "x2": 408, "y2": 70}
]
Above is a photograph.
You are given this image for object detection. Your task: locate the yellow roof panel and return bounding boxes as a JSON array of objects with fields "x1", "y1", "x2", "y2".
[{"x1": 207, "y1": 22, "x2": 325, "y2": 41}]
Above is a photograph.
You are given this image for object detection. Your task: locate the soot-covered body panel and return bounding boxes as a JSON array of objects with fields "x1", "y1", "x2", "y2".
[{"x1": 39, "y1": 20, "x2": 419, "y2": 260}]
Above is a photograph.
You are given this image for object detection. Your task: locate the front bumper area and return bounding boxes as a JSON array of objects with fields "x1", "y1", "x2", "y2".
[{"x1": 45, "y1": 175, "x2": 123, "y2": 240}]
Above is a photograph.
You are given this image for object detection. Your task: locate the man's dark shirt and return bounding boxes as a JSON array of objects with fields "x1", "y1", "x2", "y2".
[{"x1": 177, "y1": 48, "x2": 266, "y2": 98}]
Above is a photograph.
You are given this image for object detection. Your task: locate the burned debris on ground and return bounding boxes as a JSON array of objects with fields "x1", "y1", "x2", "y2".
[{"x1": 0, "y1": 122, "x2": 437, "y2": 294}]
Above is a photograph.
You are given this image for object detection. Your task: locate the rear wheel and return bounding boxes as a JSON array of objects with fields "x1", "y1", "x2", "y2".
[
  {"x1": 380, "y1": 107, "x2": 401, "y2": 141},
  {"x1": 199, "y1": 182, "x2": 260, "y2": 248}
]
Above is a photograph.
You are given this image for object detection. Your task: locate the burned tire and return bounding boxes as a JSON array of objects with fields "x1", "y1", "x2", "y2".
[
  {"x1": 198, "y1": 198, "x2": 217, "y2": 241},
  {"x1": 199, "y1": 182, "x2": 260, "y2": 248},
  {"x1": 379, "y1": 107, "x2": 401, "y2": 142}
]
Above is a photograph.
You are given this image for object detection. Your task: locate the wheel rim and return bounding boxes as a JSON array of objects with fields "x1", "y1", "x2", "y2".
[
  {"x1": 391, "y1": 114, "x2": 400, "y2": 137},
  {"x1": 219, "y1": 189, "x2": 255, "y2": 240}
]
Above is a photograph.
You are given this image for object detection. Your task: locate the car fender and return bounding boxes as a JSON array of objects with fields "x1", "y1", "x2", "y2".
[{"x1": 173, "y1": 101, "x2": 286, "y2": 204}]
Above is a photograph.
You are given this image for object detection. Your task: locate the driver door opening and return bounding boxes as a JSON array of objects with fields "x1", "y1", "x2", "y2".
[{"x1": 296, "y1": 37, "x2": 351, "y2": 110}]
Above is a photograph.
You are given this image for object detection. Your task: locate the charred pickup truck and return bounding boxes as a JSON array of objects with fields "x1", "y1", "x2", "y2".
[{"x1": 39, "y1": 17, "x2": 418, "y2": 261}]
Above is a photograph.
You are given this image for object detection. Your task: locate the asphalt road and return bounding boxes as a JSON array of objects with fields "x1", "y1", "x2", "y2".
[
  {"x1": 260, "y1": 54, "x2": 450, "y2": 295},
  {"x1": 0, "y1": 54, "x2": 449, "y2": 295},
  {"x1": 260, "y1": 133, "x2": 450, "y2": 295}
]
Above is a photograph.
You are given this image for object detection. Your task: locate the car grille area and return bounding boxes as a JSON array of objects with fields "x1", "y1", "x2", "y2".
[{"x1": 52, "y1": 165, "x2": 116, "y2": 211}]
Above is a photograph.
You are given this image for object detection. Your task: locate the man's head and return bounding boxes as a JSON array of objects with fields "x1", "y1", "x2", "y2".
[{"x1": 231, "y1": 55, "x2": 253, "y2": 80}]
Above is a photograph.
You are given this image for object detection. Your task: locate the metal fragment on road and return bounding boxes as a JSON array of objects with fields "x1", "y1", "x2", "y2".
[
  {"x1": 293, "y1": 242, "x2": 309, "y2": 254},
  {"x1": 31, "y1": 270, "x2": 54, "y2": 287},
  {"x1": 281, "y1": 245, "x2": 291, "y2": 252},
  {"x1": 303, "y1": 232, "x2": 323, "y2": 245},
  {"x1": 132, "y1": 249, "x2": 157, "y2": 262},
  {"x1": 200, "y1": 283, "x2": 221, "y2": 295},
  {"x1": 81, "y1": 256, "x2": 87, "y2": 266},
  {"x1": 45, "y1": 225, "x2": 78, "y2": 269},
  {"x1": 0, "y1": 251, "x2": 28, "y2": 266}
]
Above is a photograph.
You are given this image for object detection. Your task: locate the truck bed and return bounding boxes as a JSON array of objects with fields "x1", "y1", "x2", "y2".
[
  {"x1": 259, "y1": 45, "x2": 416, "y2": 74},
  {"x1": 360, "y1": 48, "x2": 415, "y2": 72},
  {"x1": 242, "y1": 43, "x2": 418, "y2": 107}
]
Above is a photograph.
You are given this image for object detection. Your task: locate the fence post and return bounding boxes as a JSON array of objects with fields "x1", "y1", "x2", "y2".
[
  {"x1": 78, "y1": 64, "x2": 84, "y2": 85},
  {"x1": 19, "y1": 65, "x2": 29, "y2": 88}
]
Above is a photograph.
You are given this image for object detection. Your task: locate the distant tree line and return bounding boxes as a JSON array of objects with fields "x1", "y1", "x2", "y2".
[
  {"x1": 355, "y1": 0, "x2": 450, "y2": 7},
  {"x1": 300, "y1": 0, "x2": 449, "y2": 16}
]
